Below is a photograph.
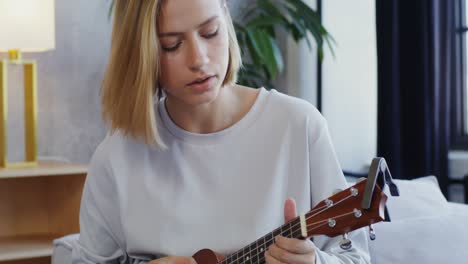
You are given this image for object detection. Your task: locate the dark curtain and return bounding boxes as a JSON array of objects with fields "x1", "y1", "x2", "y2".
[{"x1": 376, "y1": 0, "x2": 454, "y2": 196}]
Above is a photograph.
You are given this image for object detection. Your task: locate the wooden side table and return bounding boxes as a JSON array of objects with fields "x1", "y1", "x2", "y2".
[{"x1": 0, "y1": 162, "x2": 87, "y2": 264}]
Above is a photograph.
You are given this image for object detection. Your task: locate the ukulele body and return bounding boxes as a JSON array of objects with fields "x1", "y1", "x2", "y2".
[{"x1": 193, "y1": 248, "x2": 223, "y2": 264}]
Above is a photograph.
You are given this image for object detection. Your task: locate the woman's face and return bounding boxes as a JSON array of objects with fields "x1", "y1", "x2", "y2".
[{"x1": 158, "y1": 0, "x2": 230, "y2": 107}]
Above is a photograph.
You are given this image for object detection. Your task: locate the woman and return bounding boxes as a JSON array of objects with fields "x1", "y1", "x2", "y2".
[{"x1": 72, "y1": 0, "x2": 371, "y2": 263}]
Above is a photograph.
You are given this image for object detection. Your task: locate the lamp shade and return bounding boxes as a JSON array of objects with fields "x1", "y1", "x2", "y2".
[{"x1": 0, "y1": 0, "x2": 55, "y2": 52}]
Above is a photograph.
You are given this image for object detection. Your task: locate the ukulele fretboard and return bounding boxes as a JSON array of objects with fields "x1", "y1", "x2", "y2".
[{"x1": 220, "y1": 218, "x2": 303, "y2": 264}]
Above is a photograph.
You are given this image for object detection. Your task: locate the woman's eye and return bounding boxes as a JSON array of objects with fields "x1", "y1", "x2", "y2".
[
  {"x1": 203, "y1": 29, "x2": 219, "y2": 39},
  {"x1": 162, "y1": 43, "x2": 181, "y2": 52},
  {"x1": 161, "y1": 29, "x2": 218, "y2": 53}
]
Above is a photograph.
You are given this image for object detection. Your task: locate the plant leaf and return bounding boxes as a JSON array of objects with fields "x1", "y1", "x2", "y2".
[{"x1": 246, "y1": 28, "x2": 279, "y2": 79}]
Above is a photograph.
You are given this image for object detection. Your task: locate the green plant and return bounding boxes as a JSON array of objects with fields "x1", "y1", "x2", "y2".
[{"x1": 107, "y1": 0, "x2": 334, "y2": 89}]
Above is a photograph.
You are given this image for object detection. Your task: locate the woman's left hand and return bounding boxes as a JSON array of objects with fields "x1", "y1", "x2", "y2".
[{"x1": 265, "y1": 198, "x2": 316, "y2": 264}]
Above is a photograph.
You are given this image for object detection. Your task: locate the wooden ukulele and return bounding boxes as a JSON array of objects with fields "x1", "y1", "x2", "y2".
[{"x1": 191, "y1": 158, "x2": 400, "y2": 264}]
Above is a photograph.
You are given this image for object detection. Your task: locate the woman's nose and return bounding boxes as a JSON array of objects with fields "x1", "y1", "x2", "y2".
[{"x1": 188, "y1": 38, "x2": 209, "y2": 71}]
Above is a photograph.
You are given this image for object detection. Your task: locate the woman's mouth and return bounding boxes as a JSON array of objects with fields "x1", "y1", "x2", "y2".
[{"x1": 187, "y1": 76, "x2": 216, "y2": 93}]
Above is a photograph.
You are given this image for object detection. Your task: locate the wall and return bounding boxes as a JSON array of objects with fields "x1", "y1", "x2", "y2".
[
  {"x1": 280, "y1": 0, "x2": 318, "y2": 103},
  {"x1": 3, "y1": 0, "x2": 251, "y2": 164},
  {"x1": 279, "y1": 0, "x2": 377, "y2": 173},
  {"x1": 321, "y1": 0, "x2": 378, "y2": 173}
]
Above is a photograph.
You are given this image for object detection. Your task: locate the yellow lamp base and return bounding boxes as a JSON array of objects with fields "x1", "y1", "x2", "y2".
[{"x1": 0, "y1": 51, "x2": 38, "y2": 168}]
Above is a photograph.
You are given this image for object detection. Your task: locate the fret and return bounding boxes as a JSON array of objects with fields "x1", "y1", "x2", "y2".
[
  {"x1": 260, "y1": 233, "x2": 266, "y2": 255},
  {"x1": 265, "y1": 232, "x2": 274, "y2": 248},
  {"x1": 251, "y1": 239, "x2": 258, "y2": 264},
  {"x1": 248, "y1": 233, "x2": 265, "y2": 264},
  {"x1": 290, "y1": 218, "x2": 301, "y2": 238},
  {"x1": 257, "y1": 235, "x2": 266, "y2": 264},
  {"x1": 231, "y1": 253, "x2": 236, "y2": 264},
  {"x1": 258, "y1": 254, "x2": 265, "y2": 264},
  {"x1": 289, "y1": 218, "x2": 300, "y2": 239},
  {"x1": 226, "y1": 253, "x2": 234, "y2": 264},
  {"x1": 241, "y1": 244, "x2": 249, "y2": 264},
  {"x1": 240, "y1": 249, "x2": 245, "y2": 264},
  {"x1": 295, "y1": 218, "x2": 303, "y2": 238},
  {"x1": 235, "y1": 248, "x2": 241, "y2": 264},
  {"x1": 272, "y1": 228, "x2": 282, "y2": 240},
  {"x1": 289, "y1": 219, "x2": 296, "y2": 238},
  {"x1": 290, "y1": 220, "x2": 297, "y2": 238},
  {"x1": 240, "y1": 247, "x2": 245, "y2": 264},
  {"x1": 249, "y1": 242, "x2": 256, "y2": 264},
  {"x1": 280, "y1": 223, "x2": 290, "y2": 238},
  {"x1": 239, "y1": 247, "x2": 244, "y2": 264},
  {"x1": 256, "y1": 236, "x2": 262, "y2": 256}
]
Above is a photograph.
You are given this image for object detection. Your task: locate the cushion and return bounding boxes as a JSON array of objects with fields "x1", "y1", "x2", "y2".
[
  {"x1": 384, "y1": 176, "x2": 449, "y2": 221},
  {"x1": 369, "y1": 202, "x2": 468, "y2": 264},
  {"x1": 364, "y1": 176, "x2": 468, "y2": 264}
]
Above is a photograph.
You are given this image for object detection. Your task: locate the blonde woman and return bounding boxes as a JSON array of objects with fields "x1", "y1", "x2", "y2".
[{"x1": 72, "y1": 0, "x2": 370, "y2": 263}]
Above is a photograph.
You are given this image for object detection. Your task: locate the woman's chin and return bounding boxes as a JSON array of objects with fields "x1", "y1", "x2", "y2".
[
  {"x1": 187, "y1": 89, "x2": 219, "y2": 106},
  {"x1": 187, "y1": 83, "x2": 222, "y2": 105}
]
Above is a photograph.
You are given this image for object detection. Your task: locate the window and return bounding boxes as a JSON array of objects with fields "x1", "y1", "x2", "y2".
[{"x1": 453, "y1": 0, "x2": 468, "y2": 149}]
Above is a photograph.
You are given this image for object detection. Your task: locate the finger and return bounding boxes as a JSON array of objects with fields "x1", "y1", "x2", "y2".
[
  {"x1": 265, "y1": 248, "x2": 286, "y2": 264},
  {"x1": 275, "y1": 236, "x2": 315, "y2": 255},
  {"x1": 268, "y1": 244, "x2": 314, "y2": 264},
  {"x1": 284, "y1": 198, "x2": 298, "y2": 223}
]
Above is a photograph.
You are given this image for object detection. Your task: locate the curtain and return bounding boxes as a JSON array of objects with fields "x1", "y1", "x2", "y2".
[{"x1": 376, "y1": 0, "x2": 454, "y2": 196}]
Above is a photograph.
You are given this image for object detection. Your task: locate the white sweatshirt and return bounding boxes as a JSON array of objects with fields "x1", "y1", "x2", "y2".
[{"x1": 72, "y1": 88, "x2": 371, "y2": 264}]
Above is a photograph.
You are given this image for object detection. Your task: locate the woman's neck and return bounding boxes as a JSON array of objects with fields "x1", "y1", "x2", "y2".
[{"x1": 165, "y1": 85, "x2": 258, "y2": 134}]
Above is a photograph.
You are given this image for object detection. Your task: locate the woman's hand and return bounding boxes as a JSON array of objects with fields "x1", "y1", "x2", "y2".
[
  {"x1": 265, "y1": 198, "x2": 316, "y2": 264},
  {"x1": 148, "y1": 256, "x2": 197, "y2": 264}
]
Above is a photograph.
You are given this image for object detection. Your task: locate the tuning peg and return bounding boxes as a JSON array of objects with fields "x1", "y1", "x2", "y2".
[
  {"x1": 369, "y1": 225, "x2": 376, "y2": 240},
  {"x1": 339, "y1": 233, "x2": 352, "y2": 250}
]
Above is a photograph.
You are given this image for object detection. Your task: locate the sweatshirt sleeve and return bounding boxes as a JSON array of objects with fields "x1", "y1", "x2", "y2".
[
  {"x1": 71, "y1": 142, "x2": 132, "y2": 264},
  {"x1": 307, "y1": 113, "x2": 371, "y2": 264}
]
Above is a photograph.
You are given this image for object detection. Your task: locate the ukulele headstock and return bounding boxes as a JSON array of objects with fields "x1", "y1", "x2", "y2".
[{"x1": 304, "y1": 180, "x2": 387, "y2": 237}]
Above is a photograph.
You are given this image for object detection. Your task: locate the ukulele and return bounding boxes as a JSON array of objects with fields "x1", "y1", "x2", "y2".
[{"x1": 191, "y1": 157, "x2": 400, "y2": 264}]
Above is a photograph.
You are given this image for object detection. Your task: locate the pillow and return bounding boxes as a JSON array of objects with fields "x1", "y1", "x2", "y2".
[
  {"x1": 369, "y1": 202, "x2": 468, "y2": 264},
  {"x1": 384, "y1": 176, "x2": 449, "y2": 221},
  {"x1": 364, "y1": 176, "x2": 468, "y2": 264}
]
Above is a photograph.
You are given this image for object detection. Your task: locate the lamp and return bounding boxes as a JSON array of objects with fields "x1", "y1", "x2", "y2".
[{"x1": 0, "y1": 0, "x2": 55, "y2": 168}]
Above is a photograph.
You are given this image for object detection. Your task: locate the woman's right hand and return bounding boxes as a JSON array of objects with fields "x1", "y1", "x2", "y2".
[{"x1": 148, "y1": 256, "x2": 198, "y2": 264}]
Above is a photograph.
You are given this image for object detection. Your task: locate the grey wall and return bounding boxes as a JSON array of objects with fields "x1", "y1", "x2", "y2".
[{"x1": 2, "y1": 0, "x2": 252, "y2": 164}]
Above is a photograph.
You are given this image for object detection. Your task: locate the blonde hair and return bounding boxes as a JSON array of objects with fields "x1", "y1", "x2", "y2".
[{"x1": 101, "y1": 0, "x2": 242, "y2": 148}]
